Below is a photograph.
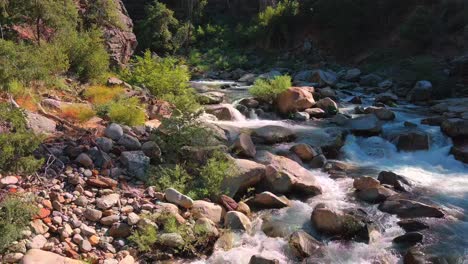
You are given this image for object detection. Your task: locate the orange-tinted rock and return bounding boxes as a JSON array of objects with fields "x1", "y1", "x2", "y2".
[{"x1": 276, "y1": 87, "x2": 315, "y2": 115}]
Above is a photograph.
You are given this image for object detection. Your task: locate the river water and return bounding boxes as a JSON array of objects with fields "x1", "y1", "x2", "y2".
[{"x1": 190, "y1": 81, "x2": 468, "y2": 264}]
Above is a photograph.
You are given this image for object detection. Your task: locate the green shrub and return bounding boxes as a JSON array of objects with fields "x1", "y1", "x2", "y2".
[
  {"x1": 107, "y1": 97, "x2": 146, "y2": 126},
  {"x1": 147, "y1": 165, "x2": 193, "y2": 194},
  {"x1": 0, "y1": 103, "x2": 43, "y2": 174},
  {"x1": 123, "y1": 51, "x2": 199, "y2": 113},
  {"x1": 84, "y1": 85, "x2": 125, "y2": 105},
  {"x1": 0, "y1": 195, "x2": 38, "y2": 252},
  {"x1": 128, "y1": 225, "x2": 158, "y2": 252},
  {"x1": 83, "y1": 0, "x2": 125, "y2": 29},
  {"x1": 249, "y1": 75, "x2": 291, "y2": 102}
]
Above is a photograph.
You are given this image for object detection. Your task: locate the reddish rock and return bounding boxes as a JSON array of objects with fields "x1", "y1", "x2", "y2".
[
  {"x1": 276, "y1": 87, "x2": 315, "y2": 114},
  {"x1": 34, "y1": 208, "x2": 51, "y2": 220},
  {"x1": 87, "y1": 177, "x2": 118, "y2": 189},
  {"x1": 219, "y1": 195, "x2": 238, "y2": 211}
]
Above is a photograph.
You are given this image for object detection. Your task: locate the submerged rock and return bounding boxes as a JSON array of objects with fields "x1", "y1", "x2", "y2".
[
  {"x1": 364, "y1": 106, "x2": 395, "y2": 121},
  {"x1": 396, "y1": 132, "x2": 430, "y2": 151},
  {"x1": 251, "y1": 125, "x2": 296, "y2": 144},
  {"x1": 249, "y1": 255, "x2": 279, "y2": 264},
  {"x1": 378, "y1": 199, "x2": 444, "y2": 218}
]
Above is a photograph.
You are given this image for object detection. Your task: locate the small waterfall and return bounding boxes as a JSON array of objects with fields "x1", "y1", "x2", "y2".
[
  {"x1": 249, "y1": 109, "x2": 259, "y2": 120},
  {"x1": 221, "y1": 103, "x2": 246, "y2": 122}
]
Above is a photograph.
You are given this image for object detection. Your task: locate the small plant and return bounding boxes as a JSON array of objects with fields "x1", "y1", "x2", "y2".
[
  {"x1": 249, "y1": 75, "x2": 291, "y2": 102},
  {"x1": 0, "y1": 103, "x2": 43, "y2": 174},
  {"x1": 147, "y1": 165, "x2": 193, "y2": 194},
  {"x1": 107, "y1": 97, "x2": 146, "y2": 126},
  {"x1": 83, "y1": 85, "x2": 125, "y2": 105},
  {"x1": 61, "y1": 105, "x2": 96, "y2": 123},
  {"x1": 128, "y1": 225, "x2": 158, "y2": 252},
  {"x1": 0, "y1": 195, "x2": 38, "y2": 252}
]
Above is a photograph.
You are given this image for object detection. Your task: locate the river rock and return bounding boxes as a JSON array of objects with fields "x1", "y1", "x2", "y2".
[
  {"x1": 246, "y1": 192, "x2": 289, "y2": 209},
  {"x1": 258, "y1": 70, "x2": 282, "y2": 80},
  {"x1": 393, "y1": 232, "x2": 423, "y2": 246},
  {"x1": 288, "y1": 231, "x2": 323, "y2": 260},
  {"x1": 27, "y1": 235, "x2": 47, "y2": 249},
  {"x1": 451, "y1": 141, "x2": 468, "y2": 163},
  {"x1": 311, "y1": 70, "x2": 338, "y2": 87},
  {"x1": 109, "y1": 222, "x2": 132, "y2": 238},
  {"x1": 84, "y1": 208, "x2": 102, "y2": 222},
  {"x1": 396, "y1": 132, "x2": 430, "y2": 151},
  {"x1": 25, "y1": 112, "x2": 56, "y2": 135},
  {"x1": 105, "y1": 123, "x2": 123, "y2": 140},
  {"x1": 356, "y1": 186, "x2": 397, "y2": 203},
  {"x1": 305, "y1": 108, "x2": 326, "y2": 118},
  {"x1": 223, "y1": 158, "x2": 265, "y2": 196},
  {"x1": 159, "y1": 233, "x2": 184, "y2": 249},
  {"x1": 194, "y1": 218, "x2": 219, "y2": 237},
  {"x1": 364, "y1": 106, "x2": 395, "y2": 121},
  {"x1": 353, "y1": 176, "x2": 380, "y2": 190},
  {"x1": 256, "y1": 151, "x2": 322, "y2": 195},
  {"x1": 343, "y1": 68, "x2": 361, "y2": 81},
  {"x1": 441, "y1": 118, "x2": 468, "y2": 138},
  {"x1": 397, "y1": 220, "x2": 429, "y2": 232},
  {"x1": 96, "y1": 137, "x2": 113, "y2": 153},
  {"x1": 239, "y1": 98, "x2": 259, "y2": 108},
  {"x1": 224, "y1": 211, "x2": 251, "y2": 232},
  {"x1": 375, "y1": 92, "x2": 398, "y2": 105},
  {"x1": 21, "y1": 249, "x2": 84, "y2": 264},
  {"x1": 118, "y1": 134, "x2": 141, "y2": 150},
  {"x1": 311, "y1": 204, "x2": 364, "y2": 236},
  {"x1": 75, "y1": 153, "x2": 93, "y2": 168},
  {"x1": 378, "y1": 199, "x2": 444, "y2": 218},
  {"x1": 120, "y1": 151, "x2": 150, "y2": 180},
  {"x1": 141, "y1": 141, "x2": 162, "y2": 160},
  {"x1": 191, "y1": 200, "x2": 224, "y2": 224},
  {"x1": 347, "y1": 114, "x2": 382, "y2": 136},
  {"x1": 251, "y1": 125, "x2": 296, "y2": 144},
  {"x1": 378, "y1": 171, "x2": 411, "y2": 192},
  {"x1": 315, "y1": 97, "x2": 338, "y2": 113},
  {"x1": 408, "y1": 81, "x2": 432, "y2": 102},
  {"x1": 96, "y1": 193, "x2": 120, "y2": 210},
  {"x1": 100, "y1": 215, "x2": 120, "y2": 226},
  {"x1": 249, "y1": 255, "x2": 279, "y2": 264},
  {"x1": 404, "y1": 247, "x2": 426, "y2": 264},
  {"x1": 205, "y1": 104, "x2": 243, "y2": 121},
  {"x1": 219, "y1": 195, "x2": 238, "y2": 211},
  {"x1": 165, "y1": 188, "x2": 193, "y2": 209},
  {"x1": 349, "y1": 96, "x2": 363, "y2": 104},
  {"x1": 378, "y1": 79, "x2": 393, "y2": 90},
  {"x1": 198, "y1": 92, "x2": 225, "y2": 104},
  {"x1": 360, "y1": 74, "x2": 383, "y2": 86},
  {"x1": 232, "y1": 133, "x2": 256, "y2": 158},
  {"x1": 318, "y1": 87, "x2": 337, "y2": 98},
  {"x1": 275, "y1": 87, "x2": 315, "y2": 115},
  {"x1": 290, "y1": 144, "x2": 319, "y2": 162}
]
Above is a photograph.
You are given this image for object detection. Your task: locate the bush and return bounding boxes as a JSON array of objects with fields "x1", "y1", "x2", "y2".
[
  {"x1": 128, "y1": 225, "x2": 158, "y2": 252},
  {"x1": 147, "y1": 165, "x2": 193, "y2": 194},
  {"x1": 249, "y1": 75, "x2": 291, "y2": 102},
  {"x1": 123, "y1": 51, "x2": 199, "y2": 113},
  {"x1": 107, "y1": 97, "x2": 146, "y2": 126},
  {"x1": 0, "y1": 103, "x2": 43, "y2": 174},
  {"x1": 194, "y1": 151, "x2": 235, "y2": 200},
  {"x1": 0, "y1": 195, "x2": 38, "y2": 252},
  {"x1": 84, "y1": 85, "x2": 125, "y2": 105},
  {"x1": 60, "y1": 105, "x2": 96, "y2": 123}
]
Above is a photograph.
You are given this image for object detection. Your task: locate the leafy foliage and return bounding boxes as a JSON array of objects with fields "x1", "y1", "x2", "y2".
[
  {"x1": 107, "y1": 97, "x2": 146, "y2": 126},
  {"x1": 0, "y1": 103, "x2": 43, "y2": 174},
  {"x1": 84, "y1": 85, "x2": 125, "y2": 105},
  {"x1": 195, "y1": 151, "x2": 235, "y2": 200},
  {"x1": 147, "y1": 164, "x2": 192, "y2": 194},
  {"x1": 0, "y1": 195, "x2": 38, "y2": 252},
  {"x1": 83, "y1": 0, "x2": 124, "y2": 29},
  {"x1": 123, "y1": 51, "x2": 199, "y2": 113},
  {"x1": 128, "y1": 225, "x2": 158, "y2": 252},
  {"x1": 249, "y1": 75, "x2": 291, "y2": 102}
]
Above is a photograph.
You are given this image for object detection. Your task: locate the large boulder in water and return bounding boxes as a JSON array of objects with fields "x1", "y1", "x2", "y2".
[
  {"x1": 396, "y1": 131, "x2": 430, "y2": 151},
  {"x1": 441, "y1": 118, "x2": 468, "y2": 138},
  {"x1": 251, "y1": 125, "x2": 296, "y2": 144},
  {"x1": 451, "y1": 141, "x2": 468, "y2": 163},
  {"x1": 378, "y1": 199, "x2": 444, "y2": 218},
  {"x1": 347, "y1": 114, "x2": 382, "y2": 136},
  {"x1": 255, "y1": 151, "x2": 322, "y2": 195},
  {"x1": 311, "y1": 204, "x2": 365, "y2": 236},
  {"x1": 378, "y1": 171, "x2": 411, "y2": 192},
  {"x1": 288, "y1": 231, "x2": 323, "y2": 260},
  {"x1": 198, "y1": 91, "x2": 225, "y2": 105},
  {"x1": 231, "y1": 133, "x2": 256, "y2": 158},
  {"x1": 222, "y1": 158, "x2": 266, "y2": 196},
  {"x1": 364, "y1": 106, "x2": 395, "y2": 121},
  {"x1": 205, "y1": 104, "x2": 244, "y2": 121},
  {"x1": 224, "y1": 211, "x2": 251, "y2": 232},
  {"x1": 246, "y1": 191, "x2": 289, "y2": 209},
  {"x1": 315, "y1": 97, "x2": 338, "y2": 114},
  {"x1": 375, "y1": 92, "x2": 398, "y2": 105},
  {"x1": 275, "y1": 87, "x2": 315, "y2": 115},
  {"x1": 408, "y1": 80, "x2": 433, "y2": 102}
]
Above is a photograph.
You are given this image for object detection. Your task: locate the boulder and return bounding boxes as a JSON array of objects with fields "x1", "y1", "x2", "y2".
[
  {"x1": 421, "y1": 116, "x2": 445, "y2": 126},
  {"x1": 141, "y1": 141, "x2": 162, "y2": 160},
  {"x1": 305, "y1": 108, "x2": 326, "y2": 118},
  {"x1": 96, "y1": 137, "x2": 113, "y2": 152},
  {"x1": 239, "y1": 98, "x2": 260, "y2": 108},
  {"x1": 349, "y1": 96, "x2": 362, "y2": 104},
  {"x1": 378, "y1": 199, "x2": 444, "y2": 218},
  {"x1": 249, "y1": 255, "x2": 279, "y2": 264},
  {"x1": 375, "y1": 92, "x2": 398, "y2": 105},
  {"x1": 21, "y1": 249, "x2": 84, "y2": 264},
  {"x1": 360, "y1": 74, "x2": 383, "y2": 86},
  {"x1": 353, "y1": 177, "x2": 380, "y2": 190},
  {"x1": 275, "y1": 87, "x2": 315, "y2": 115},
  {"x1": 393, "y1": 232, "x2": 423, "y2": 246},
  {"x1": 104, "y1": 123, "x2": 123, "y2": 141},
  {"x1": 404, "y1": 247, "x2": 426, "y2": 264},
  {"x1": 451, "y1": 141, "x2": 468, "y2": 163},
  {"x1": 290, "y1": 144, "x2": 319, "y2": 162},
  {"x1": 96, "y1": 193, "x2": 120, "y2": 210},
  {"x1": 288, "y1": 231, "x2": 322, "y2": 260},
  {"x1": 117, "y1": 134, "x2": 141, "y2": 150},
  {"x1": 364, "y1": 106, "x2": 395, "y2": 121},
  {"x1": 109, "y1": 222, "x2": 132, "y2": 238},
  {"x1": 315, "y1": 97, "x2": 338, "y2": 113},
  {"x1": 84, "y1": 208, "x2": 102, "y2": 222},
  {"x1": 311, "y1": 70, "x2": 338, "y2": 87},
  {"x1": 75, "y1": 153, "x2": 93, "y2": 168},
  {"x1": 257, "y1": 70, "x2": 282, "y2": 80},
  {"x1": 293, "y1": 112, "x2": 309, "y2": 121},
  {"x1": 441, "y1": 118, "x2": 468, "y2": 138},
  {"x1": 378, "y1": 79, "x2": 393, "y2": 90},
  {"x1": 378, "y1": 171, "x2": 411, "y2": 192},
  {"x1": 408, "y1": 81, "x2": 432, "y2": 102},
  {"x1": 356, "y1": 186, "x2": 397, "y2": 203},
  {"x1": 311, "y1": 204, "x2": 364, "y2": 236},
  {"x1": 318, "y1": 87, "x2": 336, "y2": 98},
  {"x1": 396, "y1": 132, "x2": 430, "y2": 151},
  {"x1": 194, "y1": 218, "x2": 219, "y2": 238},
  {"x1": 397, "y1": 220, "x2": 429, "y2": 232},
  {"x1": 347, "y1": 114, "x2": 382, "y2": 136},
  {"x1": 219, "y1": 194, "x2": 238, "y2": 211},
  {"x1": 25, "y1": 112, "x2": 56, "y2": 135},
  {"x1": 191, "y1": 200, "x2": 224, "y2": 224},
  {"x1": 343, "y1": 68, "x2": 361, "y2": 82},
  {"x1": 232, "y1": 133, "x2": 256, "y2": 158},
  {"x1": 120, "y1": 151, "x2": 150, "y2": 180},
  {"x1": 255, "y1": 151, "x2": 322, "y2": 195},
  {"x1": 205, "y1": 104, "x2": 244, "y2": 121},
  {"x1": 159, "y1": 233, "x2": 184, "y2": 249},
  {"x1": 246, "y1": 192, "x2": 289, "y2": 209},
  {"x1": 198, "y1": 92, "x2": 225, "y2": 105},
  {"x1": 224, "y1": 211, "x2": 251, "y2": 232},
  {"x1": 222, "y1": 158, "x2": 266, "y2": 196},
  {"x1": 165, "y1": 188, "x2": 194, "y2": 209},
  {"x1": 251, "y1": 125, "x2": 296, "y2": 144}
]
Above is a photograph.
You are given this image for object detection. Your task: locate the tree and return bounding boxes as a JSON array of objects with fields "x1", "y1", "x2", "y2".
[
  {"x1": 83, "y1": 0, "x2": 124, "y2": 30},
  {"x1": 2, "y1": 0, "x2": 77, "y2": 45}
]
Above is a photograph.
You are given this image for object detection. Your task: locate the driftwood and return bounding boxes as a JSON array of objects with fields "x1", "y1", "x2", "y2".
[{"x1": 36, "y1": 102, "x2": 89, "y2": 133}]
